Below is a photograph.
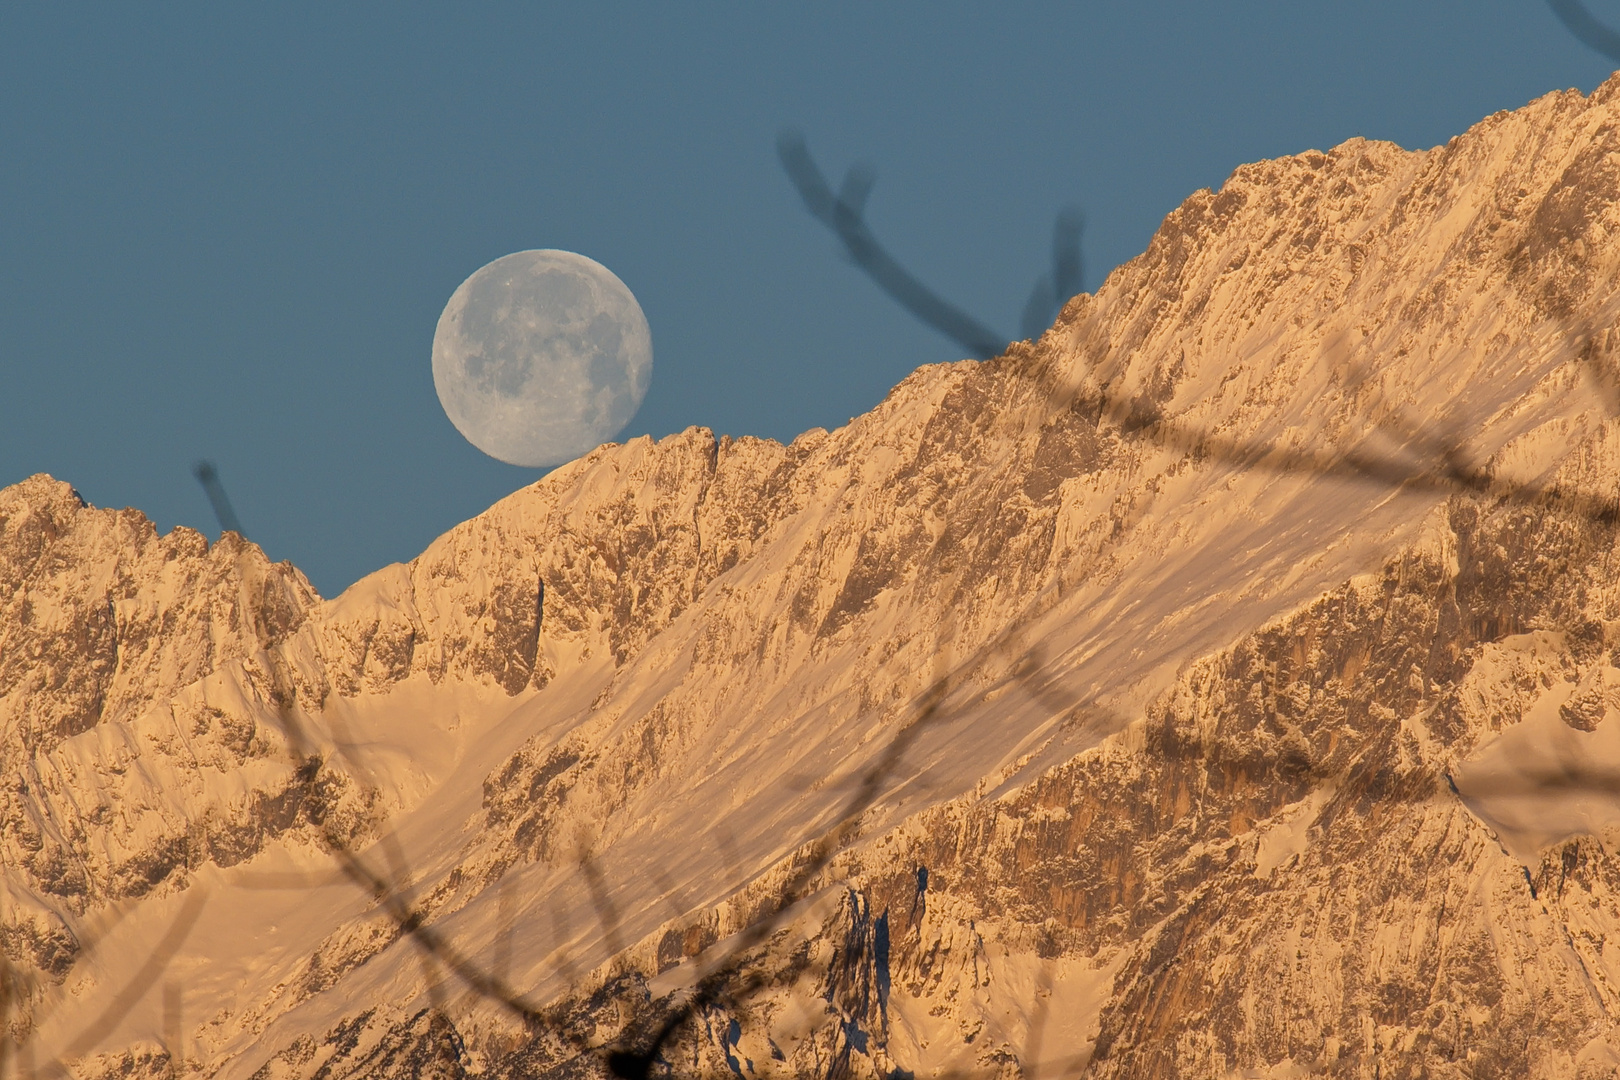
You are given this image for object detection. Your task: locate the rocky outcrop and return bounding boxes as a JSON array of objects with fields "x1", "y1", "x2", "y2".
[{"x1": 0, "y1": 477, "x2": 320, "y2": 982}]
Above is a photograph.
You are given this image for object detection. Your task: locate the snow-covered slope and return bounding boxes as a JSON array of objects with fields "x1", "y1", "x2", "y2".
[{"x1": 12, "y1": 77, "x2": 1620, "y2": 1078}]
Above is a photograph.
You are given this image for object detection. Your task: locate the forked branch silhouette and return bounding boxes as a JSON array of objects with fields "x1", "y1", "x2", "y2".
[{"x1": 777, "y1": 129, "x2": 1083, "y2": 360}]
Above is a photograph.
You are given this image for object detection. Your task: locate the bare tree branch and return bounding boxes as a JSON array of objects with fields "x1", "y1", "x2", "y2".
[
  {"x1": 778, "y1": 129, "x2": 1010, "y2": 360},
  {"x1": 1549, "y1": 0, "x2": 1620, "y2": 60},
  {"x1": 57, "y1": 889, "x2": 208, "y2": 1063},
  {"x1": 192, "y1": 460, "x2": 246, "y2": 538}
]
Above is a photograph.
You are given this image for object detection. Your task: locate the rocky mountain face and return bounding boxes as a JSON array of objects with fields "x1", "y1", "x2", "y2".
[{"x1": 12, "y1": 77, "x2": 1620, "y2": 1079}]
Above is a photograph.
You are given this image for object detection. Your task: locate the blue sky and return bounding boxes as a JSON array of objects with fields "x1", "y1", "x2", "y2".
[{"x1": 2, "y1": 2, "x2": 1616, "y2": 594}]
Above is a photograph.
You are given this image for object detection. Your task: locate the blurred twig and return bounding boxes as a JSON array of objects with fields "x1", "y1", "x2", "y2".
[
  {"x1": 779, "y1": 129, "x2": 1083, "y2": 359},
  {"x1": 192, "y1": 460, "x2": 245, "y2": 538},
  {"x1": 1022, "y1": 209, "x2": 1085, "y2": 343},
  {"x1": 1549, "y1": 0, "x2": 1620, "y2": 60},
  {"x1": 55, "y1": 890, "x2": 208, "y2": 1063}
]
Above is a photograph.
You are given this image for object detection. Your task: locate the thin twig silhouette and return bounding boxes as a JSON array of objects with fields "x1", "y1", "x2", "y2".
[
  {"x1": 0, "y1": 958, "x2": 13, "y2": 1080},
  {"x1": 650, "y1": 870, "x2": 691, "y2": 925},
  {"x1": 1033, "y1": 355, "x2": 1620, "y2": 526},
  {"x1": 227, "y1": 867, "x2": 350, "y2": 890},
  {"x1": 1549, "y1": 0, "x2": 1620, "y2": 60},
  {"x1": 603, "y1": 599, "x2": 965, "y2": 1078},
  {"x1": 1023, "y1": 960, "x2": 1054, "y2": 1080},
  {"x1": 1456, "y1": 757, "x2": 1620, "y2": 796},
  {"x1": 779, "y1": 130, "x2": 1019, "y2": 360},
  {"x1": 52, "y1": 889, "x2": 208, "y2": 1067},
  {"x1": 781, "y1": 130, "x2": 1620, "y2": 533},
  {"x1": 580, "y1": 850, "x2": 628, "y2": 963},
  {"x1": 162, "y1": 981, "x2": 181, "y2": 1076},
  {"x1": 192, "y1": 460, "x2": 245, "y2": 538},
  {"x1": 780, "y1": 129, "x2": 1082, "y2": 357},
  {"x1": 0, "y1": 893, "x2": 203, "y2": 1079},
  {"x1": 495, "y1": 876, "x2": 516, "y2": 990},
  {"x1": 219, "y1": 551, "x2": 555, "y2": 1037},
  {"x1": 549, "y1": 900, "x2": 580, "y2": 987},
  {"x1": 1021, "y1": 209, "x2": 1085, "y2": 343}
]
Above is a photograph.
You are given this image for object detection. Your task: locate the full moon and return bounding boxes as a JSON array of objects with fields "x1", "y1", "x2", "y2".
[{"x1": 431, "y1": 249, "x2": 652, "y2": 467}]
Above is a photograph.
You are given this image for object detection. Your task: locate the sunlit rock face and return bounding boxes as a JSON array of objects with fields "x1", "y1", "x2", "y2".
[{"x1": 15, "y1": 77, "x2": 1620, "y2": 1079}]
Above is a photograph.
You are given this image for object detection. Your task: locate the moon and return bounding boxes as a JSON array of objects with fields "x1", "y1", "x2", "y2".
[{"x1": 432, "y1": 249, "x2": 652, "y2": 467}]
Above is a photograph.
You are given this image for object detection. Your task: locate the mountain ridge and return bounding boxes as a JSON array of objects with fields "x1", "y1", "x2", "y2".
[{"x1": 10, "y1": 75, "x2": 1620, "y2": 1077}]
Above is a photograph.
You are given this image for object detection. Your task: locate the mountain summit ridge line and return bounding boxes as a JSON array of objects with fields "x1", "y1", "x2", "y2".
[{"x1": 10, "y1": 75, "x2": 1620, "y2": 1077}]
